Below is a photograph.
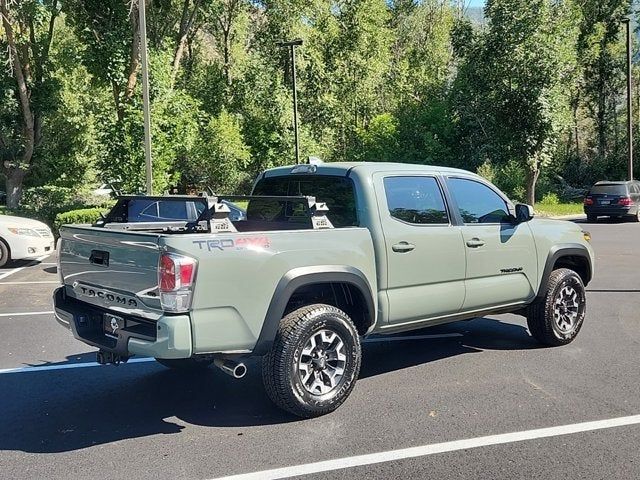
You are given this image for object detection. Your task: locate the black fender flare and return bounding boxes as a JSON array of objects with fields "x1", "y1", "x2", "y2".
[
  {"x1": 536, "y1": 244, "x2": 593, "y2": 300},
  {"x1": 252, "y1": 266, "x2": 376, "y2": 355}
]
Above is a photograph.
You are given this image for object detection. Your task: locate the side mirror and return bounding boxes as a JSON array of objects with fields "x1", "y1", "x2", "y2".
[{"x1": 515, "y1": 204, "x2": 535, "y2": 223}]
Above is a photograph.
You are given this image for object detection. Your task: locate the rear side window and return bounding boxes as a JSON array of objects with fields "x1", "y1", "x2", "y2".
[
  {"x1": 252, "y1": 175, "x2": 357, "y2": 227},
  {"x1": 448, "y1": 178, "x2": 511, "y2": 224},
  {"x1": 126, "y1": 200, "x2": 201, "y2": 222},
  {"x1": 590, "y1": 184, "x2": 628, "y2": 196},
  {"x1": 383, "y1": 176, "x2": 449, "y2": 225}
]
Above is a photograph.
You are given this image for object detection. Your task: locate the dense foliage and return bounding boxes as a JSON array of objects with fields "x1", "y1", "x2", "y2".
[{"x1": 1, "y1": 0, "x2": 637, "y2": 211}]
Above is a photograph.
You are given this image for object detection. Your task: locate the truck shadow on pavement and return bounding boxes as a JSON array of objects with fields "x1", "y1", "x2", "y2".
[{"x1": 0, "y1": 317, "x2": 535, "y2": 454}]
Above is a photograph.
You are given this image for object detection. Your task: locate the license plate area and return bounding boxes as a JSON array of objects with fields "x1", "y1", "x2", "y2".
[
  {"x1": 103, "y1": 313, "x2": 125, "y2": 339},
  {"x1": 599, "y1": 200, "x2": 610, "y2": 205}
]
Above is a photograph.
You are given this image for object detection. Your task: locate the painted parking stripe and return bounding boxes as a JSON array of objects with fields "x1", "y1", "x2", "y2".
[
  {"x1": 0, "y1": 281, "x2": 59, "y2": 285},
  {"x1": 211, "y1": 414, "x2": 640, "y2": 480},
  {"x1": 0, "y1": 255, "x2": 49, "y2": 281},
  {"x1": 0, "y1": 357, "x2": 155, "y2": 375},
  {"x1": 363, "y1": 333, "x2": 462, "y2": 343},
  {"x1": 0, "y1": 311, "x2": 54, "y2": 317}
]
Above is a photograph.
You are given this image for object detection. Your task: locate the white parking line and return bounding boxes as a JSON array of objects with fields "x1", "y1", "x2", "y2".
[
  {"x1": 0, "y1": 357, "x2": 155, "y2": 375},
  {"x1": 363, "y1": 333, "x2": 462, "y2": 343},
  {"x1": 0, "y1": 255, "x2": 49, "y2": 281},
  {"x1": 0, "y1": 281, "x2": 59, "y2": 285},
  {"x1": 0, "y1": 311, "x2": 54, "y2": 317},
  {"x1": 211, "y1": 414, "x2": 640, "y2": 480}
]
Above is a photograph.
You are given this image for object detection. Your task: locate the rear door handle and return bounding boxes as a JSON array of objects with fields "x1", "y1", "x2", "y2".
[
  {"x1": 466, "y1": 238, "x2": 485, "y2": 248},
  {"x1": 392, "y1": 242, "x2": 416, "y2": 253}
]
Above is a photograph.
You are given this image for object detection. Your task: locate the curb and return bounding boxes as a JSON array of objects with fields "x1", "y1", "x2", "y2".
[{"x1": 546, "y1": 214, "x2": 586, "y2": 221}]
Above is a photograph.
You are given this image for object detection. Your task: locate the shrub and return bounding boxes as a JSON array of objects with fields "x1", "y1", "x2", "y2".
[
  {"x1": 476, "y1": 161, "x2": 496, "y2": 183},
  {"x1": 54, "y1": 208, "x2": 107, "y2": 233},
  {"x1": 540, "y1": 192, "x2": 560, "y2": 205},
  {"x1": 20, "y1": 186, "x2": 81, "y2": 225}
]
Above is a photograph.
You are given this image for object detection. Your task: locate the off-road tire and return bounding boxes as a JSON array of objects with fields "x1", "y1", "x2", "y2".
[
  {"x1": 586, "y1": 214, "x2": 597, "y2": 223},
  {"x1": 262, "y1": 304, "x2": 361, "y2": 418},
  {"x1": 0, "y1": 239, "x2": 10, "y2": 268},
  {"x1": 155, "y1": 357, "x2": 213, "y2": 370},
  {"x1": 527, "y1": 268, "x2": 586, "y2": 346}
]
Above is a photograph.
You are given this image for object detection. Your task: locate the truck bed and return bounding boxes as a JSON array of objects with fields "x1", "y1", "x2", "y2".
[{"x1": 57, "y1": 224, "x2": 377, "y2": 354}]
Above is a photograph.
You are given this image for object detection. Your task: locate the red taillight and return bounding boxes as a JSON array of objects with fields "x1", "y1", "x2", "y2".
[
  {"x1": 159, "y1": 253, "x2": 196, "y2": 292},
  {"x1": 159, "y1": 254, "x2": 176, "y2": 291},
  {"x1": 619, "y1": 197, "x2": 633, "y2": 206},
  {"x1": 158, "y1": 253, "x2": 197, "y2": 312},
  {"x1": 584, "y1": 197, "x2": 593, "y2": 206}
]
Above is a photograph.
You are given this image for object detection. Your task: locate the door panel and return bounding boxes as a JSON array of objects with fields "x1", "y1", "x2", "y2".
[
  {"x1": 460, "y1": 224, "x2": 537, "y2": 310},
  {"x1": 446, "y1": 177, "x2": 537, "y2": 311},
  {"x1": 375, "y1": 174, "x2": 466, "y2": 324}
]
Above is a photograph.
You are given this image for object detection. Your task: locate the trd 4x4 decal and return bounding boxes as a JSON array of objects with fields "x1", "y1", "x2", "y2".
[{"x1": 192, "y1": 236, "x2": 271, "y2": 252}]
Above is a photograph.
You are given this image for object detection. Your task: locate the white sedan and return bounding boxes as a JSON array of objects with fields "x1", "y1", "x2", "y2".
[{"x1": 0, "y1": 214, "x2": 55, "y2": 267}]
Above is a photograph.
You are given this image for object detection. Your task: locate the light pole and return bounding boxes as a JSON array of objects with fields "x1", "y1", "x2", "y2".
[
  {"x1": 278, "y1": 39, "x2": 303, "y2": 165},
  {"x1": 139, "y1": 0, "x2": 153, "y2": 194},
  {"x1": 623, "y1": 17, "x2": 633, "y2": 180}
]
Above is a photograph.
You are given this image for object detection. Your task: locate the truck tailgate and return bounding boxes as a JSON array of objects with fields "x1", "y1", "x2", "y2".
[{"x1": 58, "y1": 226, "x2": 163, "y2": 319}]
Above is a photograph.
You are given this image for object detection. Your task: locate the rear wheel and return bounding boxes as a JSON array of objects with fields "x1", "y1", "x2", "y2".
[
  {"x1": 262, "y1": 304, "x2": 361, "y2": 418},
  {"x1": 0, "y1": 239, "x2": 10, "y2": 268},
  {"x1": 527, "y1": 268, "x2": 586, "y2": 346},
  {"x1": 155, "y1": 357, "x2": 213, "y2": 370},
  {"x1": 586, "y1": 214, "x2": 597, "y2": 223},
  {"x1": 631, "y1": 208, "x2": 640, "y2": 223}
]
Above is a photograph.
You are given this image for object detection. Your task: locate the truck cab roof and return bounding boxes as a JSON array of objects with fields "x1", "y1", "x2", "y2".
[{"x1": 262, "y1": 162, "x2": 477, "y2": 179}]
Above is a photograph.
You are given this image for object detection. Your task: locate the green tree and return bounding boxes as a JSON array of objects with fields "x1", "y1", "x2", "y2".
[
  {"x1": 577, "y1": 0, "x2": 630, "y2": 163},
  {"x1": 0, "y1": 0, "x2": 61, "y2": 207},
  {"x1": 453, "y1": 0, "x2": 580, "y2": 205},
  {"x1": 180, "y1": 109, "x2": 250, "y2": 193}
]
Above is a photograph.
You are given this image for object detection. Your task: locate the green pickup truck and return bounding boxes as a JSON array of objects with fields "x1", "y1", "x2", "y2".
[{"x1": 54, "y1": 162, "x2": 594, "y2": 417}]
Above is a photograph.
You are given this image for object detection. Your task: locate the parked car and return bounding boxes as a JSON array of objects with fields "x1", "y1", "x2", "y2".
[
  {"x1": 53, "y1": 162, "x2": 594, "y2": 418},
  {"x1": 94, "y1": 196, "x2": 246, "y2": 225},
  {"x1": 221, "y1": 200, "x2": 246, "y2": 221},
  {"x1": 583, "y1": 180, "x2": 640, "y2": 222},
  {"x1": 0, "y1": 214, "x2": 55, "y2": 267}
]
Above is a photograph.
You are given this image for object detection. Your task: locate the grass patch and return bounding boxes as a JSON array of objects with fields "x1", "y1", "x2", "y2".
[{"x1": 535, "y1": 202, "x2": 584, "y2": 217}]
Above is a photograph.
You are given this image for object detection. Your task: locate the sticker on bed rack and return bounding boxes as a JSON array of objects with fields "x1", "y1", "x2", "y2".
[{"x1": 192, "y1": 237, "x2": 271, "y2": 252}]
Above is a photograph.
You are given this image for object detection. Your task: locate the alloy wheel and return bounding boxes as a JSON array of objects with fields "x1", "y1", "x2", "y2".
[
  {"x1": 298, "y1": 329, "x2": 347, "y2": 396},
  {"x1": 553, "y1": 285, "x2": 580, "y2": 334}
]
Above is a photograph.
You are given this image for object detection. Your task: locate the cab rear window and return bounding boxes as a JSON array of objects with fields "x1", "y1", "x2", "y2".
[{"x1": 252, "y1": 175, "x2": 358, "y2": 228}]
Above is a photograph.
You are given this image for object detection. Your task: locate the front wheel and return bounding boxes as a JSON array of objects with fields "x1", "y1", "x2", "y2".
[
  {"x1": 262, "y1": 304, "x2": 361, "y2": 418},
  {"x1": 0, "y1": 239, "x2": 10, "y2": 268},
  {"x1": 527, "y1": 268, "x2": 586, "y2": 346}
]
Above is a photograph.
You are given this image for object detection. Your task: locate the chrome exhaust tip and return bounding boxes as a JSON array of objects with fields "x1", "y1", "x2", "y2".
[{"x1": 214, "y1": 358, "x2": 247, "y2": 379}]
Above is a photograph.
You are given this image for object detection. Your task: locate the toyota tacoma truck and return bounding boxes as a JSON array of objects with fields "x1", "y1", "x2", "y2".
[{"x1": 53, "y1": 162, "x2": 594, "y2": 418}]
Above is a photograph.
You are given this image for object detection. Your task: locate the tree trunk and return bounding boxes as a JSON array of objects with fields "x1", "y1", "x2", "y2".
[
  {"x1": 525, "y1": 167, "x2": 540, "y2": 206},
  {"x1": 1, "y1": 0, "x2": 35, "y2": 208},
  {"x1": 5, "y1": 169, "x2": 27, "y2": 209},
  {"x1": 597, "y1": 86, "x2": 607, "y2": 160},
  {"x1": 124, "y1": 1, "x2": 142, "y2": 101},
  {"x1": 171, "y1": 0, "x2": 200, "y2": 87},
  {"x1": 572, "y1": 100, "x2": 580, "y2": 159}
]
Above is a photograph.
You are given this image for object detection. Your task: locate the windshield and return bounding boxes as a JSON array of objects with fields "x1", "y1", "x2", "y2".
[{"x1": 252, "y1": 175, "x2": 358, "y2": 227}]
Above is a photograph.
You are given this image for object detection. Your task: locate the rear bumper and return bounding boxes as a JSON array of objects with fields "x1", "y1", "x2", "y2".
[
  {"x1": 584, "y1": 206, "x2": 636, "y2": 216},
  {"x1": 53, "y1": 287, "x2": 192, "y2": 359}
]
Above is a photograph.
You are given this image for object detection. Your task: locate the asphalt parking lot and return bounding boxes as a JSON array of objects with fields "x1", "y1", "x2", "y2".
[{"x1": 0, "y1": 218, "x2": 639, "y2": 480}]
